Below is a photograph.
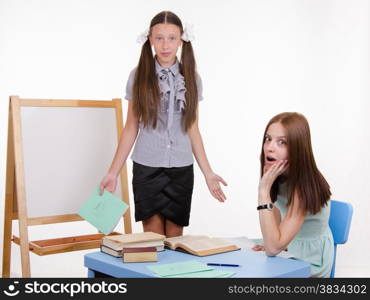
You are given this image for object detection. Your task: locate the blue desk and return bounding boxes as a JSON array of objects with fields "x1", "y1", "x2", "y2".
[{"x1": 84, "y1": 249, "x2": 311, "y2": 278}]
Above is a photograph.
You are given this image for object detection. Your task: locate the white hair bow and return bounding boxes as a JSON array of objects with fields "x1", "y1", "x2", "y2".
[
  {"x1": 181, "y1": 23, "x2": 195, "y2": 42},
  {"x1": 136, "y1": 28, "x2": 149, "y2": 44}
]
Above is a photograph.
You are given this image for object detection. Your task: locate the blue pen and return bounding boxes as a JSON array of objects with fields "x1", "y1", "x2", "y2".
[{"x1": 207, "y1": 263, "x2": 240, "y2": 267}]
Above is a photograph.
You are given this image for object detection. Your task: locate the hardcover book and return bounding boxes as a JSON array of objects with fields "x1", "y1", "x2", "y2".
[
  {"x1": 122, "y1": 247, "x2": 157, "y2": 263},
  {"x1": 101, "y1": 232, "x2": 165, "y2": 251}
]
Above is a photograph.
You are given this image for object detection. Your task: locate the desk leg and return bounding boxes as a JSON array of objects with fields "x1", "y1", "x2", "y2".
[{"x1": 87, "y1": 269, "x2": 96, "y2": 278}]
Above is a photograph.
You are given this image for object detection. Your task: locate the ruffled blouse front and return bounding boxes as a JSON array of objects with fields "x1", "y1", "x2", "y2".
[
  {"x1": 157, "y1": 65, "x2": 186, "y2": 113},
  {"x1": 155, "y1": 60, "x2": 187, "y2": 130}
]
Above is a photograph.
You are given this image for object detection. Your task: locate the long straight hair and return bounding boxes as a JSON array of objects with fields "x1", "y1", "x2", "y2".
[
  {"x1": 132, "y1": 11, "x2": 198, "y2": 131},
  {"x1": 260, "y1": 112, "x2": 331, "y2": 215}
]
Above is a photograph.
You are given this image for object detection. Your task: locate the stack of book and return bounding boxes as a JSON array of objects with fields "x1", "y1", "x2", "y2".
[{"x1": 100, "y1": 232, "x2": 165, "y2": 258}]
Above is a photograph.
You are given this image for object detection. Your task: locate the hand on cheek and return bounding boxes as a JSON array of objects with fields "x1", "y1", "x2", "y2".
[{"x1": 260, "y1": 160, "x2": 288, "y2": 195}]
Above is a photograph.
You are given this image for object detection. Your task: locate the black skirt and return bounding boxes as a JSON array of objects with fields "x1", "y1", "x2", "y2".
[{"x1": 132, "y1": 162, "x2": 194, "y2": 227}]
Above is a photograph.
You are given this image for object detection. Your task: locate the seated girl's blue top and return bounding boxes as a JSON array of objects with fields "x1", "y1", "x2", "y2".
[{"x1": 275, "y1": 182, "x2": 334, "y2": 277}]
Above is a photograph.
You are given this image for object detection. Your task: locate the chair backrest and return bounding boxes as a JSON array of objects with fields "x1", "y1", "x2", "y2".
[
  {"x1": 329, "y1": 200, "x2": 353, "y2": 245},
  {"x1": 328, "y1": 200, "x2": 353, "y2": 277}
]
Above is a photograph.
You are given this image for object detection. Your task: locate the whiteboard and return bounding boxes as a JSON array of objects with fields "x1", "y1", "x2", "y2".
[{"x1": 20, "y1": 106, "x2": 122, "y2": 218}]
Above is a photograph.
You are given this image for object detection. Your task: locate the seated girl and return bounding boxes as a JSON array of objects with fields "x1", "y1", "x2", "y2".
[{"x1": 253, "y1": 112, "x2": 334, "y2": 277}]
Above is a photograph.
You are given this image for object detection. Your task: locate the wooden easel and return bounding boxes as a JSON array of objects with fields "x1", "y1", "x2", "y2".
[{"x1": 2, "y1": 96, "x2": 132, "y2": 277}]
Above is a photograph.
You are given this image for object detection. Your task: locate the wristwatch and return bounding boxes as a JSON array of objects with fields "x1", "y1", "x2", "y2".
[{"x1": 257, "y1": 203, "x2": 274, "y2": 211}]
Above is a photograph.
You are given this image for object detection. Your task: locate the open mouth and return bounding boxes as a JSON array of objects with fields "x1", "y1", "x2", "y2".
[{"x1": 266, "y1": 156, "x2": 276, "y2": 162}]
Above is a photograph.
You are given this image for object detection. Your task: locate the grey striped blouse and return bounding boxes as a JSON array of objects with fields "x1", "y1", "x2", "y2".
[{"x1": 125, "y1": 59, "x2": 203, "y2": 168}]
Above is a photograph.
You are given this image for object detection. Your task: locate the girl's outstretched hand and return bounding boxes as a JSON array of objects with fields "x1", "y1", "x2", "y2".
[
  {"x1": 258, "y1": 160, "x2": 288, "y2": 195},
  {"x1": 99, "y1": 173, "x2": 117, "y2": 195},
  {"x1": 205, "y1": 172, "x2": 228, "y2": 202}
]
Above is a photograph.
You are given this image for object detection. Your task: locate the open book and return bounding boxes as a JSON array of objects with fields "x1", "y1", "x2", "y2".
[{"x1": 164, "y1": 235, "x2": 240, "y2": 257}]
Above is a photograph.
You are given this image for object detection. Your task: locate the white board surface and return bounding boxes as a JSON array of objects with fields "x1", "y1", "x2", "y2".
[{"x1": 20, "y1": 106, "x2": 122, "y2": 218}]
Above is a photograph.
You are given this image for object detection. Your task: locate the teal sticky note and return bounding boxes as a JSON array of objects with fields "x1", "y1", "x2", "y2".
[
  {"x1": 147, "y1": 260, "x2": 214, "y2": 277},
  {"x1": 78, "y1": 186, "x2": 128, "y2": 235}
]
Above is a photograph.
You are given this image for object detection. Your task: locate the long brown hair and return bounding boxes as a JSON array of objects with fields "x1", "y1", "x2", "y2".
[
  {"x1": 132, "y1": 11, "x2": 198, "y2": 131},
  {"x1": 260, "y1": 112, "x2": 331, "y2": 215}
]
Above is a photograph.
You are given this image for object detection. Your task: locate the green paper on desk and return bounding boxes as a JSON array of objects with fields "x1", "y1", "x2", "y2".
[
  {"x1": 78, "y1": 186, "x2": 128, "y2": 235},
  {"x1": 147, "y1": 260, "x2": 214, "y2": 277},
  {"x1": 159, "y1": 269, "x2": 236, "y2": 278}
]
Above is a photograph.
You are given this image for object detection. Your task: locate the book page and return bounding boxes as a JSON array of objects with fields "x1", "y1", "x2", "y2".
[
  {"x1": 180, "y1": 238, "x2": 235, "y2": 252},
  {"x1": 164, "y1": 235, "x2": 208, "y2": 248}
]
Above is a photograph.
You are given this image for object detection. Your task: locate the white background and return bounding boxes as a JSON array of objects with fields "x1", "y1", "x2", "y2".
[{"x1": 0, "y1": 0, "x2": 369, "y2": 277}]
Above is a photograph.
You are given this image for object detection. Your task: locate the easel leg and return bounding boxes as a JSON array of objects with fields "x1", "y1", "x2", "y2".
[
  {"x1": 113, "y1": 98, "x2": 132, "y2": 234},
  {"x1": 2, "y1": 180, "x2": 14, "y2": 278},
  {"x1": 11, "y1": 96, "x2": 31, "y2": 277},
  {"x1": 2, "y1": 181, "x2": 14, "y2": 277},
  {"x1": 18, "y1": 221, "x2": 31, "y2": 277},
  {"x1": 2, "y1": 102, "x2": 15, "y2": 278}
]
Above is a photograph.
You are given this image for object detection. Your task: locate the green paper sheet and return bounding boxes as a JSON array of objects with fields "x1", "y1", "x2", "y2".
[
  {"x1": 78, "y1": 186, "x2": 128, "y2": 235},
  {"x1": 159, "y1": 269, "x2": 236, "y2": 278},
  {"x1": 147, "y1": 260, "x2": 216, "y2": 277}
]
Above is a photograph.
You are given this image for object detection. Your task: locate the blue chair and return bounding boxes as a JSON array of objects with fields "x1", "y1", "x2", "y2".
[{"x1": 328, "y1": 200, "x2": 353, "y2": 278}]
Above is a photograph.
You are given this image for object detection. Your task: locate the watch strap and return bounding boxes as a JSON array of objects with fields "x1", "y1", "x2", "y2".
[{"x1": 257, "y1": 203, "x2": 273, "y2": 210}]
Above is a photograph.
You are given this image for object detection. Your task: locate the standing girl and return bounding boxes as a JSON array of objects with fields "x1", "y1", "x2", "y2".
[
  {"x1": 100, "y1": 11, "x2": 227, "y2": 237},
  {"x1": 253, "y1": 112, "x2": 334, "y2": 277}
]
